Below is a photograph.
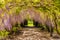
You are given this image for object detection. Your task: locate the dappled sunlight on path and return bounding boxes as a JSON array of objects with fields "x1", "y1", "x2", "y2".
[{"x1": 2, "y1": 28, "x2": 60, "y2": 40}]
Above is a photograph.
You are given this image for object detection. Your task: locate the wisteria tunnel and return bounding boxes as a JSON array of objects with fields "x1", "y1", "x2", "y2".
[
  {"x1": 0, "y1": 0, "x2": 60, "y2": 40},
  {"x1": 18, "y1": 8, "x2": 46, "y2": 28},
  {"x1": 15, "y1": 8, "x2": 54, "y2": 35},
  {"x1": 0, "y1": 8, "x2": 49, "y2": 31},
  {"x1": 0, "y1": 7, "x2": 56, "y2": 37}
]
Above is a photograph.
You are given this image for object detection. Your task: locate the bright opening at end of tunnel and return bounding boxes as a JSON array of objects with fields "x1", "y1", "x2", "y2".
[{"x1": 26, "y1": 20, "x2": 34, "y2": 27}]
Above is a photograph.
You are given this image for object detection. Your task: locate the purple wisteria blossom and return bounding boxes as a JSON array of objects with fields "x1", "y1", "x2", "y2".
[
  {"x1": 0, "y1": 18, "x2": 5, "y2": 31},
  {"x1": 3, "y1": 13, "x2": 12, "y2": 31}
]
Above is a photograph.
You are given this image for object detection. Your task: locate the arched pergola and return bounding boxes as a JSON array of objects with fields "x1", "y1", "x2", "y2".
[
  {"x1": 19, "y1": 8, "x2": 45, "y2": 24},
  {"x1": 14, "y1": 8, "x2": 55, "y2": 36},
  {"x1": 17, "y1": 8, "x2": 45, "y2": 28},
  {"x1": 0, "y1": 8, "x2": 55, "y2": 36}
]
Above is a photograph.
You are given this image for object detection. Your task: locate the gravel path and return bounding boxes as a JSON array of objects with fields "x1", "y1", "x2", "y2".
[{"x1": 2, "y1": 28, "x2": 60, "y2": 40}]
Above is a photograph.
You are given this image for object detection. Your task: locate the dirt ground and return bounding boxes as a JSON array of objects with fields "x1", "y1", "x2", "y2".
[{"x1": 1, "y1": 28, "x2": 60, "y2": 40}]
